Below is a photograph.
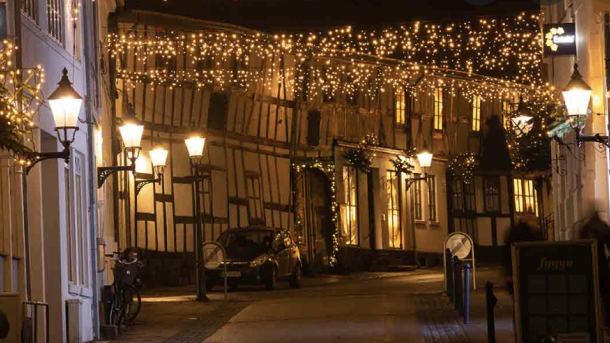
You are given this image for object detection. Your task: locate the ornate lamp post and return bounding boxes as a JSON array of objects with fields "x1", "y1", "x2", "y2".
[
  {"x1": 562, "y1": 64, "x2": 609, "y2": 147},
  {"x1": 26, "y1": 68, "x2": 82, "y2": 173},
  {"x1": 184, "y1": 130, "x2": 209, "y2": 302},
  {"x1": 511, "y1": 97, "x2": 534, "y2": 136},
  {"x1": 97, "y1": 105, "x2": 144, "y2": 188}
]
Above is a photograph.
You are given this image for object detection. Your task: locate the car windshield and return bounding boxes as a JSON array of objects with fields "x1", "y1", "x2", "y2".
[{"x1": 217, "y1": 229, "x2": 274, "y2": 260}]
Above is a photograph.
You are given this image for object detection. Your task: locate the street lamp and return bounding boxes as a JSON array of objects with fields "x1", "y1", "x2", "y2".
[
  {"x1": 184, "y1": 130, "x2": 209, "y2": 302},
  {"x1": 97, "y1": 104, "x2": 144, "y2": 188},
  {"x1": 512, "y1": 97, "x2": 534, "y2": 136},
  {"x1": 134, "y1": 146, "x2": 168, "y2": 195},
  {"x1": 562, "y1": 64, "x2": 609, "y2": 147},
  {"x1": 26, "y1": 68, "x2": 82, "y2": 173},
  {"x1": 405, "y1": 143, "x2": 434, "y2": 190}
]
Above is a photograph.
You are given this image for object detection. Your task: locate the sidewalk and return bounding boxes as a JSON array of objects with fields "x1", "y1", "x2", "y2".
[{"x1": 415, "y1": 266, "x2": 516, "y2": 343}]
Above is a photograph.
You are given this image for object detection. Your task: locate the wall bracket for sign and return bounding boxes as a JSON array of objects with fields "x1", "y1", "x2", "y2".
[{"x1": 443, "y1": 232, "x2": 476, "y2": 290}]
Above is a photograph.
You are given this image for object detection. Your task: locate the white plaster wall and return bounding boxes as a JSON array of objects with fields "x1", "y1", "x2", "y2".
[{"x1": 544, "y1": 0, "x2": 610, "y2": 239}]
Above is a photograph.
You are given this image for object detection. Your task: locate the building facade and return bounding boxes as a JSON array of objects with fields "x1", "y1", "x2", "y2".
[
  {"x1": 0, "y1": 1, "x2": 555, "y2": 341},
  {"x1": 543, "y1": 0, "x2": 610, "y2": 238}
]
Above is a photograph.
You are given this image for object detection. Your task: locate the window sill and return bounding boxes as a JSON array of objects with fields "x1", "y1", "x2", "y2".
[{"x1": 68, "y1": 283, "x2": 93, "y2": 298}]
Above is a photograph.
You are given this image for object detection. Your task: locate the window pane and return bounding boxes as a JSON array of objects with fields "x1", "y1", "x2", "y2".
[
  {"x1": 386, "y1": 172, "x2": 401, "y2": 248},
  {"x1": 342, "y1": 167, "x2": 358, "y2": 245},
  {"x1": 434, "y1": 88, "x2": 443, "y2": 131},
  {"x1": 472, "y1": 96, "x2": 481, "y2": 132},
  {"x1": 396, "y1": 88, "x2": 406, "y2": 125},
  {"x1": 414, "y1": 174, "x2": 423, "y2": 220}
]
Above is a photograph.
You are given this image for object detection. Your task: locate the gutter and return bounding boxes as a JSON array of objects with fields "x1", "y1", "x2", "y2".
[{"x1": 83, "y1": 0, "x2": 100, "y2": 337}]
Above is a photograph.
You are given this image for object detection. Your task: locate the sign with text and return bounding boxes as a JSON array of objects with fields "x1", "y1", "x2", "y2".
[
  {"x1": 543, "y1": 24, "x2": 577, "y2": 56},
  {"x1": 512, "y1": 240, "x2": 603, "y2": 343}
]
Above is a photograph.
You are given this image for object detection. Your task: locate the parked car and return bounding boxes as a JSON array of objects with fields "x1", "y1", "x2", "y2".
[{"x1": 205, "y1": 227, "x2": 302, "y2": 291}]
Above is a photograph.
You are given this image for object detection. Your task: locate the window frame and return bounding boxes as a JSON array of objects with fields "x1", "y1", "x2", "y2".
[
  {"x1": 395, "y1": 87, "x2": 406, "y2": 126},
  {"x1": 413, "y1": 173, "x2": 423, "y2": 221},
  {"x1": 341, "y1": 166, "x2": 359, "y2": 246},
  {"x1": 46, "y1": 0, "x2": 65, "y2": 44},
  {"x1": 427, "y1": 175, "x2": 437, "y2": 222},
  {"x1": 472, "y1": 95, "x2": 482, "y2": 132},
  {"x1": 513, "y1": 178, "x2": 539, "y2": 216},
  {"x1": 66, "y1": 152, "x2": 92, "y2": 295},
  {"x1": 433, "y1": 88, "x2": 443, "y2": 131},
  {"x1": 484, "y1": 176, "x2": 501, "y2": 213},
  {"x1": 386, "y1": 171, "x2": 402, "y2": 249},
  {"x1": 22, "y1": 0, "x2": 39, "y2": 23}
]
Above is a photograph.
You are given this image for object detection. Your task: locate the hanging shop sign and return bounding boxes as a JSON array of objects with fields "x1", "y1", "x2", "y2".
[
  {"x1": 512, "y1": 240, "x2": 603, "y2": 343},
  {"x1": 543, "y1": 24, "x2": 577, "y2": 56}
]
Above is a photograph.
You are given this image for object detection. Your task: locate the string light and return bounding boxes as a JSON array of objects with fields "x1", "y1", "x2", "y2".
[
  {"x1": 293, "y1": 160, "x2": 340, "y2": 267},
  {"x1": 106, "y1": 12, "x2": 553, "y2": 103},
  {"x1": 448, "y1": 153, "x2": 476, "y2": 184},
  {"x1": 0, "y1": 40, "x2": 45, "y2": 163}
]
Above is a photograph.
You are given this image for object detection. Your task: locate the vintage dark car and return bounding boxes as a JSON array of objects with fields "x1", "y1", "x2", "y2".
[{"x1": 205, "y1": 227, "x2": 302, "y2": 291}]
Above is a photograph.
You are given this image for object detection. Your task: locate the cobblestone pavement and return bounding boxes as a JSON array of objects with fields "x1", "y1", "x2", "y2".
[
  {"x1": 415, "y1": 294, "x2": 470, "y2": 343},
  {"x1": 164, "y1": 301, "x2": 251, "y2": 343},
  {"x1": 105, "y1": 266, "x2": 516, "y2": 343}
]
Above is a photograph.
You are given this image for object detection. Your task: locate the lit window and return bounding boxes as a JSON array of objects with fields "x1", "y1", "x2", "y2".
[
  {"x1": 472, "y1": 95, "x2": 482, "y2": 132},
  {"x1": 514, "y1": 178, "x2": 539, "y2": 216},
  {"x1": 434, "y1": 88, "x2": 443, "y2": 131},
  {"x1": 413, "y1": 174, "x2": 423, "y2": 220},
  {"x1": 428, "y1": 175, "x2": 437, "y2": 222},
  {"x1": 341, "y1": 167, "x2": 358, "y2": 245},
  {"x1": 386, "y1": 171, "x2": 401, "y2": 249},
  {"x1": 396, "y1": 88, "x2": 406, "y2": 125}
]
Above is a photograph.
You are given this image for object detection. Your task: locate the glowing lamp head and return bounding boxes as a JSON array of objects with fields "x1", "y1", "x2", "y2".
[
  {"x1": 48, "y1": 68, "x2": 83, "y2": 129},
  {"x1": 417, "y1": 144, "x2": 433, "y2": 170},
  {"x1": 512, "y1": 97, "x2": 534, "y2": 135},
  {"x1": 149, "y1": 146, "x2": 168, "y2": 168},
  {"x1": 149, "y1": 145, "x2": 168, "y2": 178},
  {"x1": 562, "y1": 64, "x2": 593, "y2": 117},
  {"x1": 119, "y1": 105, "x2": 144, "y2": 150},
  {"x1": 185, "y1": 134, "x2": 206, "y2": 159}
]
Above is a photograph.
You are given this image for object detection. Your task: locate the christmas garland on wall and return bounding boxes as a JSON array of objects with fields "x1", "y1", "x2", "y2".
[
  {"x1": 448, "y1": 153, "x2": 476, "y2": 184},
  {"x1": 342, "y1": 133, "x2": 379, "y2": 174},
  {"x1": 0, "y1": 41, "x2": 45, "y2": 165},
  {"x1": 293, "y1": 160, "x2": 340, "y2": 268}
]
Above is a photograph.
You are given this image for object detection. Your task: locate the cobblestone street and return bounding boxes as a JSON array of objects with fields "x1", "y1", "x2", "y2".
[{"x1": 102, "y1": 266, "x2": 517, "y2": 343}]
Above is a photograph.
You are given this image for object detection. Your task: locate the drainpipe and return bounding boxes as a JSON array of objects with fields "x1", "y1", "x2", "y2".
[{"x1": 82, "y1": 0, "x2": 100, "y2": 338}]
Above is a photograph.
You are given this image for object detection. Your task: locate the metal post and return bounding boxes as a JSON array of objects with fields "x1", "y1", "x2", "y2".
[
  {"x1": 446, "y1": 249, "x2": 454, "y2": 302},
  {"x1": 193, "y1": 166, "x2": 208, "y2": 301},
  {"x1": 486, "y1": 281, "x2": 497, "y2": 343},
  {"x1": 464, "y1": 262, "x2": 471, "y2": 324},
  {"x1": 454, "y1": 256, "x2": 463, "y2": 315}
]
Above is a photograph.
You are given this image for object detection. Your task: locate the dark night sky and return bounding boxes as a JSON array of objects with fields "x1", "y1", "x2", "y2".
[{"x1": 125, "y1": 0, "x2": 541, "y2": 31}]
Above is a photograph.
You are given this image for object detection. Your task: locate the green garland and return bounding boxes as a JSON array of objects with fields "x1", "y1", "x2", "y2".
[{"x1": 342, "y1": 133, "x2": 379, "y2": 174}]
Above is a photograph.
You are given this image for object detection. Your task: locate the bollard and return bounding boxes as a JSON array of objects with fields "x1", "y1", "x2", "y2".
[
  {"x1": 454, "y1": 256, "x2": 463, "y2": 315},
  {"x1": 485, "y1": 281, "x2": 498, "y2": 343},
  {"x1": 464, "y1": 262, "x2": 471, "y2": 324},
  {"x1": 446, "y1": 249, "x2": 454, "y2": 302}
]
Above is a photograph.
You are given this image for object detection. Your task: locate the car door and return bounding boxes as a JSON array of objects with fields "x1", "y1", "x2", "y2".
[
  {"x1": 272, "y1": 231, "x2": 289, "y2": 277},
  {"x1": 283, "y1": 230, "x2": 299, "y2": 274}
]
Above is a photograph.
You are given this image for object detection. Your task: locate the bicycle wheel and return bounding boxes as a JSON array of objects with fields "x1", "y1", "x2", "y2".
[
  {"x1": 108, "y1": 285, "x2": 125, "y2": 326},
  {"x1": 123, "y1": 284, "x2": 142, "y2": 323}
]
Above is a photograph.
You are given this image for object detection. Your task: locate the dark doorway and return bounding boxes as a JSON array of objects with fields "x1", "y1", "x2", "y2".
[{"x1": 306, "y1": 170, "x2": 333, "y2": 273}]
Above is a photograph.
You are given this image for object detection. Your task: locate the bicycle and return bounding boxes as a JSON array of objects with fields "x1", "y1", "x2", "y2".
[{"x1": 105, "y1": 249, "x2": 144, "y2": 327}]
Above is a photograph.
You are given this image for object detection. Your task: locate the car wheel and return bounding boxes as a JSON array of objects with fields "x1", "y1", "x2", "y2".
[
  {"x1": 289, "y1": 264, "x2": 302, "y2": 289},
  {"x1": 264, "y1": 266, "x2": 276, "y2": 290}
]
